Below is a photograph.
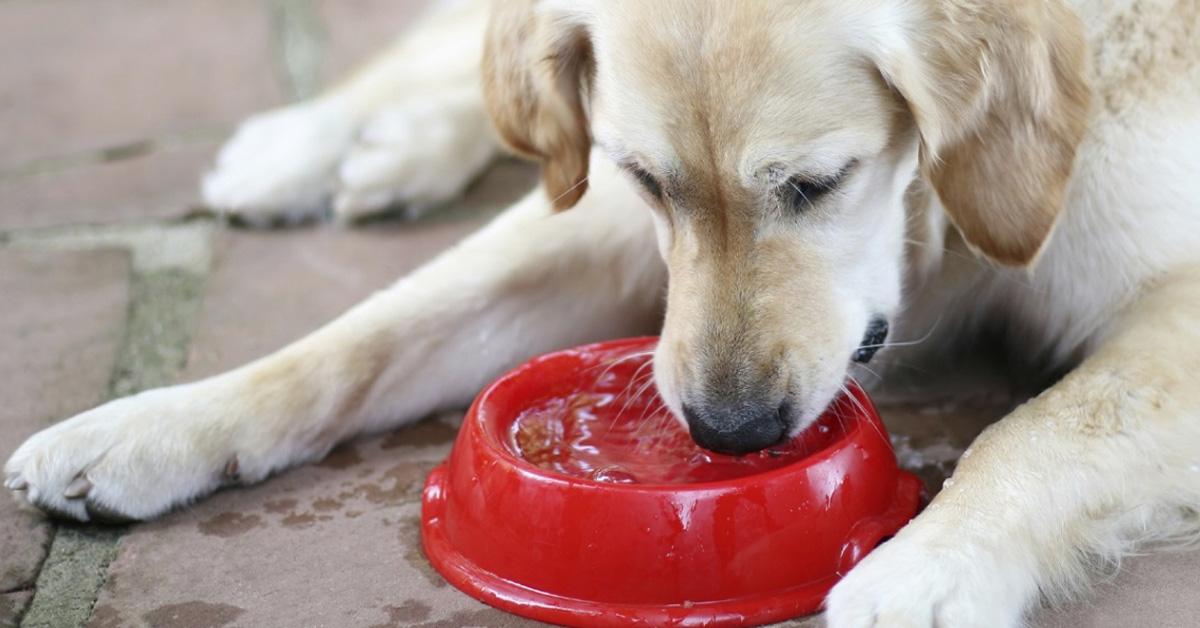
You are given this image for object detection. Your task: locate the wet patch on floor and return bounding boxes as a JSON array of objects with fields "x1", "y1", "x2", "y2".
[
  {"x1": 339, "y1": 461, "x2": 437, "y2": 508},
  {"x1": 281, "y1": 511, "x2": 330, "y2": 529},
  {"x1": 263, "y1": 498, "x2": 298, "y2": 514},
  {"x1": 197, "y1": 454, "x2": 446, "y2": 535},
  {"x1": 312, "y1": 497, "x2": 342, "y2": 512},
  {"x1": 141, "y1": 601, "x2": 244, "y2": 628},
  {"x1": 368, "y1": 600, "x2": 433, "y2": 627},
  {"x1": 197, "y1": 512, "x2": 266, "y2": 538}
]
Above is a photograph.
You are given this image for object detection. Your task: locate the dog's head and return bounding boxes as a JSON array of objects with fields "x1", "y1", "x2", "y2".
[{"x1": 485, "y1": 0, "x2": 1090, "y2": 453}]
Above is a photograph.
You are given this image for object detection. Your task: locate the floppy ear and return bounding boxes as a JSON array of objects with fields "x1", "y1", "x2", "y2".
[
  {"x1": 483, "y1": 0, "x2": 593, "y2": 210},
  {"x1": 872, "y1": 0, "x2": 1091, "y2": 266}
]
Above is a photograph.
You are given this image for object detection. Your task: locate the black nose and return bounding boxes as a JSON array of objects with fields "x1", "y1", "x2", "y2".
[
  {"x1": 682, "y1": 401, "x2": 786, "y2": 455},
  {"x1": 852, "y1": 316, "x2": 889, "y2": 364}
]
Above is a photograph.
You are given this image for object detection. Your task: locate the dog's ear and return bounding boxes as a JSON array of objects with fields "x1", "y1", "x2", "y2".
[
  {"x1": 483, "y1": 0, "x2": 593, "y2": 210},
  {"x1": 870, "y1": 0, "x2": 1091, "y2": 266}
]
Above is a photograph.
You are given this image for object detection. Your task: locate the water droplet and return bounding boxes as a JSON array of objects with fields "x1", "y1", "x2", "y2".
[{"x1": 591, "y1": 465, "x2": 637, "y2": 484}]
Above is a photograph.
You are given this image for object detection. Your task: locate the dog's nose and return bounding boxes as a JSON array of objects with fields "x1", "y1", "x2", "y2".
[{"x1": 682, "y1": 401, "x2": 786, "y2": 455}]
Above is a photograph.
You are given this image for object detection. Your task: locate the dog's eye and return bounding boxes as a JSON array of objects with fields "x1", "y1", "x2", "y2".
[
  {"x1": 629, "y1": 166, "x2": 664, "y2": 201},
  {"x1": 785, "y1": 161, "x2": 855, "y2": 212}
]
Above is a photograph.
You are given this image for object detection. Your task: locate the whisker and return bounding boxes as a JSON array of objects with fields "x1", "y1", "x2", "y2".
[
  {"x1": 846, "y1": 375, "x2": 892, "y2": 446},
  {"x1": 623, "y1": 371, "x2": 663, "y2": 435},
  {"x1": 614, "y1": 365, "x2": 653, "y2": 407},
  {"x1": 627, "y1": 357, "x2": 656, "y2": 391},
  {"x1": 549, "y1": 176, "x2": 590, "y2": 207},
  {"x1": 853, "y1": 362, "x2": 884, "y2": 382},
  {"x1": 605, "y1": 351, "x2": 662, "y2": 449},
  {"x1": 587, "y1": 350, "x2": 656, "y2": 385},
  {"x1": 832, "y1": 381, "x2": 857, "y2": 444},
  {"x1": 616, "y1": 369, "x2": 657, "y2": 421},
  {"x1": 839, "y1": 380, "x2": 870, "y2": 419},
  {"x1": 857, "y1": 315, "x2": 943, "y2": 351}
]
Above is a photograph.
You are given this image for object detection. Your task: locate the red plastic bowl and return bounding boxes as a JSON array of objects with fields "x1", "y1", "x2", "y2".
[{"x1": 421, "y1": 338, "x2": 923, "y2": 627}]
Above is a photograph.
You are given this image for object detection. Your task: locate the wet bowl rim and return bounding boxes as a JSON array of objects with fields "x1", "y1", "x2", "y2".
[{"x1": 466, "y1": 336, "x2": 882, "y2": 494}]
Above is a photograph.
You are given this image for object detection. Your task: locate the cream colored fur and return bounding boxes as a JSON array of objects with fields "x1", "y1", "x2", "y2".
[{"x1": 7, "y1": 0, "x2": 1200, "y2": 626}]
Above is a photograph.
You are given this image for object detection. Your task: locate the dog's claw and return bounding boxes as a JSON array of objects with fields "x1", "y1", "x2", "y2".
[
  {"x1": 223, "y1": 456, "x2": 240, "y2": 483},
  {"x1": 63, "y1": 475, "x2": 93, "y2": 499},
  {"x1": 4, "y1": 475, "x2": 27, "y2": 491}
]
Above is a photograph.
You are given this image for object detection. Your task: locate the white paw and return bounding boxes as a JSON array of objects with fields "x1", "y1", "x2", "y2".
[
  {"x1": 332, "y1": 89, "x2": 500, "y2": 221},
  {"x1": 202, "y1": 99, "x2": 359, "y2": 224},
  {"x1": 4, "y1": 386, "x2": 248, "y2": 522},
  {"x1": 202, "y1": 88, "x2": 501, "y2": 225},
  {"x1": 825, "y1": 517, "x2": 1036, "y2": 628}
]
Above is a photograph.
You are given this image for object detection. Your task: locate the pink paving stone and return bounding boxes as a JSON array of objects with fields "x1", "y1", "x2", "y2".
[
  {"x1": 0, "y1": 144, "x2": 216, "y2": 231},
  {"x1": 0, "y1": 249, "x2": 131, "y2": 593},
  {"x1": 0, "y1": 0, "x2": 282, "y2": 171},
  {"x1": 318, "y1": 0, "x2": 435, "y2": 85}
]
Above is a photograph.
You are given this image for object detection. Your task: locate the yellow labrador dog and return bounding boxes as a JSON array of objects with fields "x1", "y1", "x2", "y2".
[{"x1": 7, "y1": 0, "x2": 1200, "y2": 625}]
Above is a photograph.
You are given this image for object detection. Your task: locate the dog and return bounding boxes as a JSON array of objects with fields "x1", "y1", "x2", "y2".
[{"x1": 6, "y1": 0, "x2": 1200, "y2": 625}]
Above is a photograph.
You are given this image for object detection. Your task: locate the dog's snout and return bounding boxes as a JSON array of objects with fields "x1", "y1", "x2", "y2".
[{"x1": 682, "y1": 401, "x2": 786, "y2": 455}]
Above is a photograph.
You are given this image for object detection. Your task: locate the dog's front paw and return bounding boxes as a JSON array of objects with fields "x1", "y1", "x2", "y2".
[
  {"x1": 331, "y1": 91, "x2": 500, "y2": 222},
  {"x1": 202, "y1": 99, "x2": 359, "y2": 225},
  {"x1": 825, "y1": 517, "x2": 1036, "y2": 628},
  {"x1": 4, "y1": 386, "x2": 246, "y2": 522}
]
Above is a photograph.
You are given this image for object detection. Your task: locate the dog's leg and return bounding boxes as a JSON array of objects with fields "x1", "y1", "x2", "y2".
[
  {"x1": 5, "y1": 157, "x2": 664, "y2": 522},
  {"x1": 826, "y1": 263, "x2": 1200, "y2": 628},
  {"x1": 202, "y1": 0, "x2": 500, "y2": 224}
]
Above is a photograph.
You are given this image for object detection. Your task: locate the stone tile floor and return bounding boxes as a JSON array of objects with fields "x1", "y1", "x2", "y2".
[{"x1": 1, "y1": 1, "x2": 1198, "y2": 627}]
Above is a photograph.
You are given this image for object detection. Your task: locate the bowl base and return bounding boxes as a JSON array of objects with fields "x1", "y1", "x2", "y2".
[{"x1": 421, "y1": 464, "x2": 924, "y2": 628}]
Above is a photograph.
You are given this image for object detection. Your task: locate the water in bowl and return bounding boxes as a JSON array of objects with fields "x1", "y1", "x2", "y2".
[{"x1": 509, "y1": 384, "x2": 847, "y2": 485}]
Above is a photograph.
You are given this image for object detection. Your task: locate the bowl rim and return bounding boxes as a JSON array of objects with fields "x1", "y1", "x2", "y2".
[{"x1": 468, "y1": 337, "x2": 882, "y2": 494}]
